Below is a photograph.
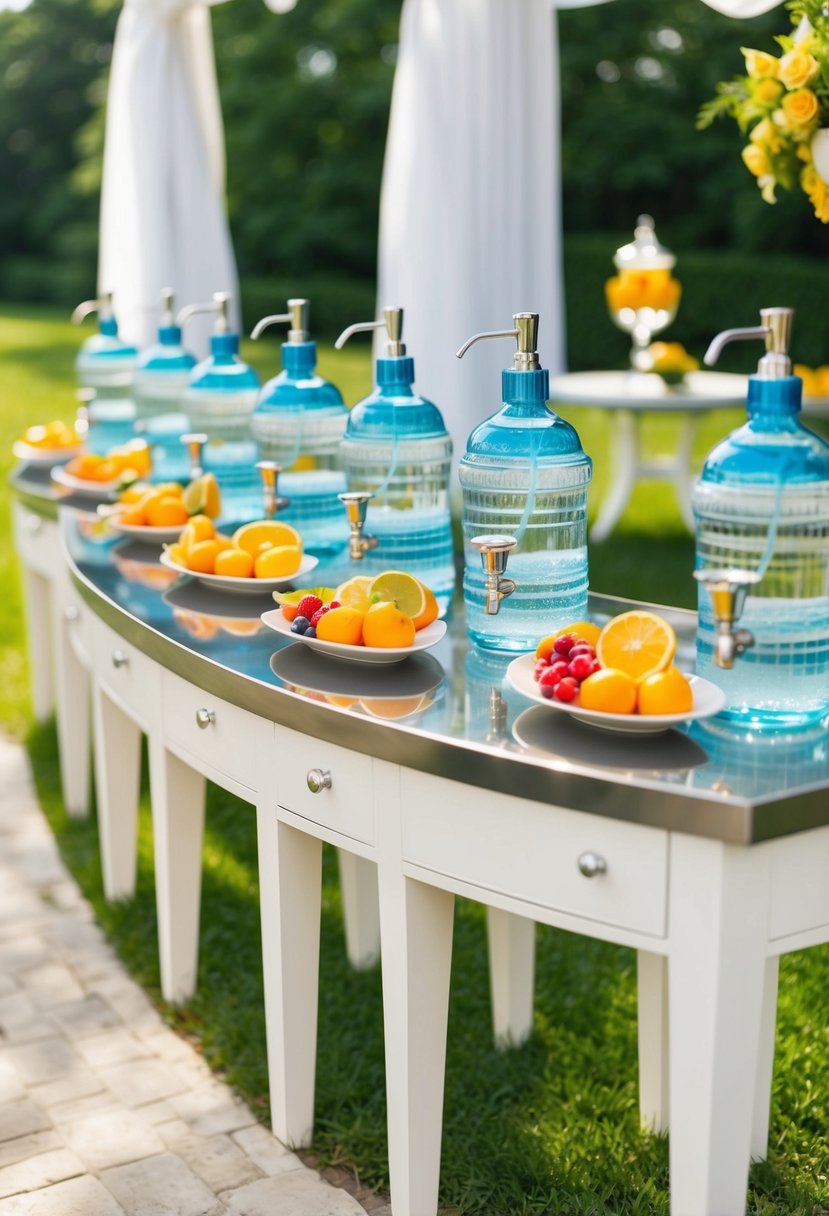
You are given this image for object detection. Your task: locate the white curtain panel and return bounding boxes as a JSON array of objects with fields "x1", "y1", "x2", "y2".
[
  {"x1": 98, "y1": 0, "x2": 239, "y2": 355},
  {"x1": 376, "y1": 0, "x2": 564, "y2": 467}
]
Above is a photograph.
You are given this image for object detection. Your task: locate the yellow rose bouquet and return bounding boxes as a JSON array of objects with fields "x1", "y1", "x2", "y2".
[{"x1": 698, "y1": 0, "x2": 829, "y2": 222}]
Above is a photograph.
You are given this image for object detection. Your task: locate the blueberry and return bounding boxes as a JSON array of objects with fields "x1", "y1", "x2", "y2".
[
  {"x1": 304, "y1": 626, "x2": 317, "y2": 639},
  {"x1": 291, "y1": 616, "x2": 310, "y2": 634}
]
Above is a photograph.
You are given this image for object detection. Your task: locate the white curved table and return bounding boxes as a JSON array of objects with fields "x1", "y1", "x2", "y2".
[{"x1": 548, "y1": 370, "x2": 748, "y2": 542}]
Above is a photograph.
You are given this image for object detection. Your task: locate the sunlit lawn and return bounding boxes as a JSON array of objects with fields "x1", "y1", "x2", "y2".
[{"x1": 4, "y1": 305, "x2": 829, "y2": 1215}]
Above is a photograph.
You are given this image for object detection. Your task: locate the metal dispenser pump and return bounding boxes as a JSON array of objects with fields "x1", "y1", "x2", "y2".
[
  {"x1": 178, "y1": 291, "x2": 232, "y2": 334},
  {"x1": 694, "y1": 307, "x2": 793, "y2": 668},
  {"x1": 332, "y1": 307, "x2": 409, "y2": 560},
  {"x1": 71, "y1": 290, "x2": 116, "y2": 328},
  {"x1": 455, "y1": 313, "x2": 540, "y2": 613},
  {"x1": 250, "y1": 299, "x2": 310, "y2": 345},
  {"x1": 256, "y1": 461, "x2": 289, "y2": 520},
  {"x1": 181, "y1": 432, "x2": 207, "y2": 479}
]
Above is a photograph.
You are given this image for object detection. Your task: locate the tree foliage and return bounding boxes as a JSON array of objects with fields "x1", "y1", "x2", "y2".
[{"x1": 1, "y1": 0, "x2": 828, "y2": 313}]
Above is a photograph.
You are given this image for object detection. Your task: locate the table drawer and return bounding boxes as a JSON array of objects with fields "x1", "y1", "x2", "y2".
[
  {"x1": 162, "y1": 669, "x2": 270, "y2": 793},
  {"x1": 274, "y1": 725, "x2": 375, "y2": 846},
  {"x1": 401, "y1": 771, "x2": 668, "y2": 938},
  {"x1": 13, "y1": 502, "x2": 59, "y2": 577},
  {"x1": 93, "y1": 618, "x2": 160, "y2": 724}
]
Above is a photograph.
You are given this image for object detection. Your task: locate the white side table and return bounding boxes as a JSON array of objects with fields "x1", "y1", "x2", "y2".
[{"x1": 548, "y1": 370, "x2": 747, "y2": 542}]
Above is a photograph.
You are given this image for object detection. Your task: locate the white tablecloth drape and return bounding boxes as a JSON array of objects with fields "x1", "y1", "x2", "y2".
[{"x1": 98, "y1": 0, "x2": 239, "y2": 355}]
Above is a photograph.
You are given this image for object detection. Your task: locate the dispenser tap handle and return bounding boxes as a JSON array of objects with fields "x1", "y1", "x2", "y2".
[
  {"x1": 338, "y1": 491, "x2": 378, "y2": 561},
  {"x1": 160, "y1": 287, "x2": 176, "y2": 326},
  {"x1": 704, "y1": 307, "x2": 794, "y2": 377},
  {"x1": 181, "y1": 432, "x2": 207, "y2": 478},
  {"x1": 704, "y1": 326, "x2": 769, "y2": 367},
  {"x1": 471, "y1": 535, "x2": 518, "y2": 615},
  {"x1": 693, "y1": 567, "x2": 761, "y2": 669},
  {"x1": 256, "y1": 461, "x2": 289, "y2": 519},
  {"x1": 335, "y1": 307, "x2": 405, "y2": 356},
  {"x1": 456, "y1": 313, "x2": 540, "y2": 370},
  {"x1": 251, "y1": 299, "x2": 310, "y2": 343}
]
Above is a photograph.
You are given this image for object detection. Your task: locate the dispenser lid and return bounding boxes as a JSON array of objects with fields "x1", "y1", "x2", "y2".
[{"x1": 613, "y1": 216, "x2": 675, "y2": 272}]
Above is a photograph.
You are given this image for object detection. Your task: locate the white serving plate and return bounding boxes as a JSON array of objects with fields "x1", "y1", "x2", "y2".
[
  {"x1": 160, "y1": 549, "x2": 318, "y2": 594},
  {"x1": 506, "y1": 653, "x2": 726, "y2": 735},
  {"x1": 13, "y1": 441, "x2": 82, "y2": 466},
  {"x1": 261, "y1": 607, "x2": 447, "y2": 665},
  {"x1": 51, "y1": 464, "x2": 120, "y2": 498},
  {"x1": 107, "y1": 514, "x2": 185, "y2": 543}
]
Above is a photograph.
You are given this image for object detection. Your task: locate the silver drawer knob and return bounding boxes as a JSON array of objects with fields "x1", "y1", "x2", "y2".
[
  {"x1": 111, "y1": 650, "x2": 129, "y2": 669},
  {"x1": 26, "y1": 514, "x2": 42, "y2": 534},
  {"x1": 578, "y1": 851, "x2": 607, "y2": 878},
  {"x1": 64, "y1": 605, "x2": 79, "y2": 623},
  {"x1": 306, "y1": 768, "x2": 332, "y2": 794},
  {"x1": 195, "y1": 708, "x2": 216, "y2": 729}
]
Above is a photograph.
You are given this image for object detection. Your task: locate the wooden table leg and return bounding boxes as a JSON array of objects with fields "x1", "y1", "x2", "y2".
[
  {"x1": 486, "y1": 907, "x2": 535, "y2": 1049},
  {"x1": 257, "y1": 809, "x2": 323, "y2": 1149},
  {"x1": 20, "y1": 564, "x2": 53, "y2": 723},
  {"x1": 51, "y1": 586, "x2": 90, "y2": 819},
  {"x1": 92, "y1": 683, "x2": 142, "y2": 902},
  {"x1": 667, "y1": 835, "x2": 771, "y2": 1215},
  {"x1": 337, "y1": 850, "x2": 380, "y2": 971},
  {"x1": 637, "y1": 949, "x2": 669, "y2": 1133},
  {"x1": 379, "y1": 867, "x2": 454, "y2": 1216}
]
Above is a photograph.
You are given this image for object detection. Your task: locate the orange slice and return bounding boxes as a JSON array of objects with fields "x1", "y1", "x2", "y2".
[
  {"x1": 595, "y1": 611, "x2": 676, "y2": 683},
  {"x1": 334, "y1": 575, "x2": 374, "y2": 613}
]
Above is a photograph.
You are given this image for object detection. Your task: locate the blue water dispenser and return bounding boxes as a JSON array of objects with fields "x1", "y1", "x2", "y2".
[
  {"x1": 693, "y1": 307, "x2": 829, "y2": 730},
  {"x1": 180, "y1": 292, "x2": 261, "y2": 527},
  {"x1": 71, "y1": 292, "x2": 137, "y2": 453},
  {"x1": 457, "y1": 312, "x2": 592, "y2": 652},
  {"x1": 250, "y1": 299, "x2": 347, "y2": 554},
  {"x1": 335, "y1": 307, "x2": 455, "y2": 603}
]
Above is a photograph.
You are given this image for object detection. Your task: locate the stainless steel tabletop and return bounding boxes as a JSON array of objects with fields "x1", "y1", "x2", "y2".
[{"x1": 13, "y1": 463, "x2": 829, "y2": 846}]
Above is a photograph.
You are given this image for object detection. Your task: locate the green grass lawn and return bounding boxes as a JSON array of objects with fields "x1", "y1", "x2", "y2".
[{"x1": 4, "y1": 306, "x2": 829, "y2": 1215}]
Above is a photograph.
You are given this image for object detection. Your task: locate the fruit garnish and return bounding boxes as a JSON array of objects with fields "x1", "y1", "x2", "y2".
[
  {"x1": 316, "y1": 606, "x2": 365, "y2": 646},
  {"x1": 180, "y1": 515, "x2": 217, "y2": 553},
  {"x1": 215, "y1": 548, "x2": 255, "y2": 578},
  {"x1": 185, "y1": 539, "x2": 223, "y2": 574},
  {"x1": 366, "y1": 571, "x2": 425, "y2": 621},
  {"x1": 296, "y1": 595, "x2": 324, "y2": 620},
  {"x1": 182, "y1": 472, "x2": 221, "y2": 520},
  {"x1": 273, "y1": 586, "x2": 337, "y2": 620},
  {"x1": 362, "y1": 600, "x2": 416, "y2": 649},
  {"x1": 637, "y1": 667, "x2": 693, "y2": 716},
  {"x1": 232, "y1": 519, "x2": 302, "y2": 558},
  {"x1": 577, "y1": 668, "x2": 638, "y2": 714},
  {"x1": 253, "y1": 544, "x2": 302, "y2": 579},
  {"x1": 536, "y1": 621, "x2": 601, "y2": 661},
  {"x1": 334, "y1": 575, "x2": 374, "y2": 613},
  {"x1": 595, "y1": 611, "x2": 676, "y2": 683}
]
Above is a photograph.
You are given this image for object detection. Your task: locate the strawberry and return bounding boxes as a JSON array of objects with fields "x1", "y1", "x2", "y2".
[
  {"x1": 310, "y1": 600, "x2": 340, "y2": 627},
  {"x1": 296, "y1": 594, "x2": 324, "y2": 620}
]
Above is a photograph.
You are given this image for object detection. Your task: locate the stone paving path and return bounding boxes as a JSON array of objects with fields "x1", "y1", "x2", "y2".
[{"x1": 0, "y1": 734, "x2": 391, "y2": 1216}]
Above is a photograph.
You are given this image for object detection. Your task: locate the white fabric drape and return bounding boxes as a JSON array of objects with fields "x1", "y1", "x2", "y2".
[
  {"x1": 98, "y1": 0, "x2": 239, "y2": 356},
  {"x1": 376, "y1": 0, "x2": 563, "y2": 467}
]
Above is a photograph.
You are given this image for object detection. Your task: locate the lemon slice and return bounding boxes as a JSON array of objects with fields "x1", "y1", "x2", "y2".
[
  {"x1": 367, "y1": 571, "x2": 426, "y2": 620},
  {"x1": 595, "y1": 611, "x2": 676, "y2": 683},
  {"x1": 334, "y1": 575, "x2": 374, "y2": 612}
]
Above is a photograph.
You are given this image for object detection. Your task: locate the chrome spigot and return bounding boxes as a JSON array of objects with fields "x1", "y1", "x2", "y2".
[
  {"x1": 338, "y1": 491, "x2": 378, "y2": 560},
  {"x1": 694, "y1": 568, "x2": 761, "y2": 668},
  {"x1": 471, "y1": 535, "x2": 517, "y2": 615},
  {"x1": 256, "y1": 461, "x2": 289, "y2": 519},
  {"x1": 181, "y1": 432, "x2": 207, "y2": 479}
]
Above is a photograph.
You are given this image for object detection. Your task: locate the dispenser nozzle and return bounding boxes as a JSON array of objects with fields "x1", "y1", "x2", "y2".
[
  {"x1": 338, "y1": 492, "x2": 378, "y2": 560},
  {"x1": 456, "y1": 313, "x2": 540, "y2": 371},
  {"x1": 471, "y1": 535, "x2": 517, "y2": 615},
  {"x1": 704, "y1": 307, "x2": 794, "y2": 379},
  {"x1": 177, "y1": 291, "x2": 232, "y2": 334},
  {"x1": 693, "y1": 568, "x2": 760, "y2": 668},
  {"x1": 180, "y1": 432, "x2": 207, "y2": 479},
  {"x1": 251, "y1": 299, "x2": 310, "y2": 343},
  {"x1": 335, "y1": 307, "x2": 406, "y2": 356},
  {"x1": 71, "y1": 290, "x2": 114, "y2": 326}
]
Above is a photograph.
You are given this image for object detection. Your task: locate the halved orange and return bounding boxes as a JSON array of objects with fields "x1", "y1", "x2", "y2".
[
  {"x1": 595, "y1": 611, "x2": 676, "y2": 683},
  {"x1": 232, "y1": 519, "x2": 303, "y2": 557},
  {"x1": 367, "y1": 571, "x2": 425, "y2": 621}
]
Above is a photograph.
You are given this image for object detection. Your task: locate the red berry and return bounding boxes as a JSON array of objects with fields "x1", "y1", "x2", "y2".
[
  {"x1": 296, "y1": 594, "x2": 323, "y2": 619},
  {"x1": 533, "y1": 659, "x2": 550, "y2": 682},
  {"x1": 329, "y1": 600, "x2": 341, "y2": 610},
  {"x1": 554, "y1": 676, "x2": 579, "y2": 702},
  {"x1": 569, "y1": 643, "x2": 596, "y2": 659},
  {"x1": 310, "y1": 604, "x2": 333, "y2": 626},
  {"x1": 568, "y1": 654, "x2": 596, "y2": 681},
  {"x1": 549, "y1": 659, "x2": 570, "y2": 681},
  {"x1": 538, "y1": 667, "x2": 561, "y2": 698},
  {"x1": 553, "y1": 634, "x2": 575, "y2": 656}
]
